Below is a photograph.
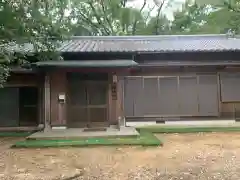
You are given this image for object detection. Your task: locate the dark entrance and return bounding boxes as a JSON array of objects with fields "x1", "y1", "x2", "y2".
[
  {"x1": 67, "y1": 72, "x2": 108, "y2": 128},
  {"x1": 19, "y1": 87, "x2": 39, "y2": 126},
  {"x1": 0, "y1": 87, "x2": 38, "y2": 127},
  {"x1": 0, "y1": 87, "x2": 19, "y2": 127}
]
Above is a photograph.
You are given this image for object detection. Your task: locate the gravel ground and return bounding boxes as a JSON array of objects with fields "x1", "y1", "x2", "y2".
[{"x1": 1, "y1": 133, "x2": 240, "y2": 179}]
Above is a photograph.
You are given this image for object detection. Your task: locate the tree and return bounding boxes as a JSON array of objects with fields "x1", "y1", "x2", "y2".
[
  {"x1": 69, "y1": 0, "x2": 174, "y2": 36},
  {"x1": 152, "y1": 0, "x2": 170, "y2": 35},
  {"x1": 170, "y1": 0, "x2": 240, "y2": 35},
  {"x1": 145, "y1": 15, "x2": 171, "y2": 35},
  {"x1": 0, "y1": 0, "x2": 70, "y2": 84},
  {"x1": 69, "y1": 0, "x2": 149, "y2": 35},
  {"x1": 170, "y1": 1, "x2": 209, "y2": 34}
]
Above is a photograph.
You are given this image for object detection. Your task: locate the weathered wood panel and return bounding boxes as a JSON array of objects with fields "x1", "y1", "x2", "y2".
[
  {"x1": 67, "y1": 72, "x2": 109, "y2": 127},
  {"x1": 143, "y1": 78, "x2": 158, "y2": 115},
  {"x1": 130, "y1": 67, "x2": 218, "y2": 76},
  {"x1": 108, "y1": 74, "x2": 113, "y2": 124},
  {"x1": 67, "y1": 76, "x2": 88, "y2": 127},
  {"x1": 0, "y1": 73, "x2": 42, "y2": 128},
  {"x1": 124, "y1": 69, "x2": 220, "y2": 118},
  {"x1": 220, "y1": 103, "x2": 234, "y2": 118},
  {"x1": 158, "y1": 77, "x2": 178, "y2": 115},
  {"x1": 6, "y1": 73, "x2": 40, "y2": 87},
  {"x1": 234, "y1": 103, "x2": 240, "y2": 119},
  {"x1": 179, "y1": 76, "x2": 198, "y2": 115},
  {"x1": 124, "y1": 77, "x2": 137, "y2": 116},
  {"x1": 50, "y1": 71, "x2": 67, "y2": 126},
  {"x1": 220, "y1": 73, "x2": 240, "y2": 102},
  {"x1": 198, "y1": 75, "x2": 219, "y2": 116},
  {"x1": 117, "y1": 76, "x2": 125, "y2": 121}
]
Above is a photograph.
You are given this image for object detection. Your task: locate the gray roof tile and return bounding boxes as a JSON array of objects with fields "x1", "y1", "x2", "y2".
[
  {"x1": 58, "y1": 34, "x2": 240, "y2": 53},
  {"x1": 4, "y1": 34, "x2": 240, "y2": 53}
]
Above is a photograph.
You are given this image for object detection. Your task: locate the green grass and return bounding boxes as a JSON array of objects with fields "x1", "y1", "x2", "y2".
[
  {"x1": 12, "y1": 125, "x2": 240, "y2": 148},
  {"x1": 137, "y1": 125, "x2": 240, "y2": 133},
  {"x1": 0, "y1": 131, "x2": 34, "y2": 137},
  {"x1": 12, "y1": 130, "x2": 162, "y2": 148}
]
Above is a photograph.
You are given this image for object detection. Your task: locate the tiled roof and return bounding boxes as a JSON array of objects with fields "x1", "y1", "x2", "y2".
[
  {"x1": 5, "y1": 34, "x2": 240, "y2": 53},
  {"x1": 59, "y1": 34, "x2": 240, "y2": 53}
]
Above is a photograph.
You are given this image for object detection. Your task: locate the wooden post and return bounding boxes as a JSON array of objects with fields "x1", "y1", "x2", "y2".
[
  {"x1": 44, "y1": 73, "x2": 51, "y2": 131},
  {"x1": 113, "y1": 74, "x2": 118, "y2": 124},
  {"x1": 38, "y1": 84, "x2": 43, "y2": 126},
  {"x1": 117, "y1": 76, "x2": 125, "y2": 127}
]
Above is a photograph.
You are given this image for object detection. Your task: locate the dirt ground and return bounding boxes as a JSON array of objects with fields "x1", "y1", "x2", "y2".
[{"x1": 1, "y1": 133, "x2": 240, "y2": 180}]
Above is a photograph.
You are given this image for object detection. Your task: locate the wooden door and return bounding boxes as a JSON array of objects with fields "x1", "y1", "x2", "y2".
[
  {"x1": 68, "y1": 81, "x2": 88, "y2": 127},
  {"x1": 68, "y1": 80, "x2": 108, "y2": 127},
  {"x1": 87, "y1": 81, "x2": 108, "y2": 127}
]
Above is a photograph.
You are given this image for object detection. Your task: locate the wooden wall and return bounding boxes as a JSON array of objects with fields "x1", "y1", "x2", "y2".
[
  {"x1": 122, "y1": 67, "x2": 240, "y2": 120},
  {"x1": 3, "y1": 73, "x2": 44, "y2": 126},
  {"x1": 49, "y1": 70, "x2": 67, "y2": 126},
  {"x1": 6, "y1": 73, "x2": 41, "y2": 87}
]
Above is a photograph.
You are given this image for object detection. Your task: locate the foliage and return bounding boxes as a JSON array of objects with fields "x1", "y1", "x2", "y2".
[
  {"x1": 0, "y1": 0, "x2": 70, "y2": 84},
  {"x1": 145, "y1": 15, "x2": 171, "y2": 35},
  {"x1": 67, "y1": 0, "x2": 240, "y2": 36},
  {"x1": 170, "y1": 1, "x2": 210, "y2": 34},
  {"x1": 170, "y1": 0, "x2": 240, "y2": 35},
  {"x1": 69, "y1": 0, "x2": 153, "y2": 35}
]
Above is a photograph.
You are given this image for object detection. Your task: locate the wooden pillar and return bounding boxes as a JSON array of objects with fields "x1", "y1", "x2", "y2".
[
  {"x1": 44, "y1": 73, "x2": 51, "y2": 131},
  {"x1": 108, "y1": 71, "x2": 128, "y2": 128},
  {"x1": 108, "y1": 74, "x2": 112, "y2": 125},
  {"x1": 38, "y1": 83, "x2": 43, "y2": 125},
  {"x1": 117, "y1": 76, "x2": 124, "y2": 119},
  {"x1": 112, "y1": 74, "x2": 118, "y2": 124},
  {"x1": 109, "y1": 73, "x2": 124, "y2": 126},
  {"x1": 108, "y1": 73, "x2": 118, "y2": 125}
]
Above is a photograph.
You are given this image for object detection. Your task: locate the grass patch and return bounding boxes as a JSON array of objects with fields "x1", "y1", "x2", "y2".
[
  {"x1": 0, "y1": 131, "x2": 33, "y2": 137},
  {"x1": 12, "y1": 130, "x2": 162, "y2": 148},
  {"x1": 137, "y1": 125, "x2": 240, "y2": 133},
  {"x1": 10, "y1": 125, "x2": 240, "y2": 148},
  {"x1": 13, "y1": 125, "x2": 240, "y2": 148}
]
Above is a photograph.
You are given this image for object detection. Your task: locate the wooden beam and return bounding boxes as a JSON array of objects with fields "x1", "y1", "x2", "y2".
[{"x1": 44, "y1": 73, "x2": 51, "y2": 131}]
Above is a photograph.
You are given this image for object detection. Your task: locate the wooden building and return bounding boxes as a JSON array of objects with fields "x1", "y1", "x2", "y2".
[{"x1": 2, "y1": 34, "x2": 240, "y2": 130}]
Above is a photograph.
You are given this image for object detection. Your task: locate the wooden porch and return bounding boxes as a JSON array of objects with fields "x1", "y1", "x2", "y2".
[{"x1": 27, "y1": 127, "x2": 139, "y2": 140}]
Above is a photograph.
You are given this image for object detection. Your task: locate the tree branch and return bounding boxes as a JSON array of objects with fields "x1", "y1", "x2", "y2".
[
  {"x1": 121, "y1": 0, "x2": 127, "y2": 7},
  {"x1": 132, "y1": 0, "x2": 147, "y2": 35},
  {"x1": 87, "y1": 0, "x2": 110, "y2": 35},
  {"x1": 155, "y1": 0, "x2": 166, "y2": 35},
  {"x1": 100, "y1": 0, "x2": 114, "y2": 34},
  {"x1": 76, "y1": 10, "x2": 103, "y2": 35},
  {"x1": 145, "y1": 5, "x2": 156, "y2": 21},
  {"x1": 58, "y1": 1, "x2": 65, "y2": 24}
]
